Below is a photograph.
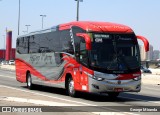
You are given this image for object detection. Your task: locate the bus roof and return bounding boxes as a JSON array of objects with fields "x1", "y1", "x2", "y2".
[
  {"x1": 18, "y1": 21, "x2": 133, "y2": 38},
  {"x1": 59, "y1": 21, "x2": 133, "y2": 33},
  {"x1": 17, "y1": 26, "x2": 58, "y2": 38}
]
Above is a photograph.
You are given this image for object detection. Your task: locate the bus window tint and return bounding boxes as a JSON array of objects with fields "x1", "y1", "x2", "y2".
[
  {"x1": 29, "y1": 35, "x2": 39, "y2": 53},
  {"x1": 60, "y1": 30, "x2": 74, "y2": 54}
]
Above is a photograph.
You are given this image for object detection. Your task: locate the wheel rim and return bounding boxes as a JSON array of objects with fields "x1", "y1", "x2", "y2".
[{"x1": 69, "y1": 79, "x2": 74, "y2": 94}]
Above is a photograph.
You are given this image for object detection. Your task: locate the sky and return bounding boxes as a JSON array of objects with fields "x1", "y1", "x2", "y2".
[{"x1": 0, "y1": 0, "x2": 160, "y2": 50}]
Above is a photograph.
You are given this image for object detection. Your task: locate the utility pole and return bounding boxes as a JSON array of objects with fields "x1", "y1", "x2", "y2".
[
  {"x1": 25, "y1": 25, "x2": 31, "y2": 33},
  {"x1": 40, "y1": 15, "x2": 46, "y2": 29},
  {"x1": 18, "y1": 0, "x2": 21, "y2": 35}
]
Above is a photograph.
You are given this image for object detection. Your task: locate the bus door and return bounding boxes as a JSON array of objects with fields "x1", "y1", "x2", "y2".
[{"x1": 75, "y1": 34, "x2": 90, "y2": 91}]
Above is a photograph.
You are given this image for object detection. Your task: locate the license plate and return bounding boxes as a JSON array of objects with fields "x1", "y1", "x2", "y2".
[{"x1": 114, "y1": 88, "x2": 123, "y2": 92}]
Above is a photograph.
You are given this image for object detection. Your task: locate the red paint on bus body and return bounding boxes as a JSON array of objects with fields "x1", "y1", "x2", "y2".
[
  {"x1": 76, "y1": 33, "x2": 92, "y2": 50},
  {"x1": 136, "y1": 35, "x2": 149, "y2": 52},
  {"x1": 59, "y1": 21, "x2": 133, "y2": 33}
]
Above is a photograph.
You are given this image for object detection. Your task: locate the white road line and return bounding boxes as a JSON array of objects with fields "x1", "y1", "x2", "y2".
[
  {"x1": 0, "y1": 85, "x2": 141, "y2": 114},
  {"x1": 0, "y1": 84, "x2": 96, "y2": 106},
  {"x1": 0, "y1": 96, "x2": 78, "y2": 106},
  {"x1": 0, "y1": 96, "x2": 139, "y2": 115},
  {"x1": 0, "y1": 75, "x2": 15, "y2": 79}
]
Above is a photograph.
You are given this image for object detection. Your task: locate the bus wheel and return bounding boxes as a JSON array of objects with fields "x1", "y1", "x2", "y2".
[
  {"x1": 107, "y1": 92, "x2": 119, "y2": 98},
  {"x1": 27, "y1": 73, "x2": 33, "y2": 90},
  {"x1": 67, "y1": 77, "x2": 76, "y2": 97}
]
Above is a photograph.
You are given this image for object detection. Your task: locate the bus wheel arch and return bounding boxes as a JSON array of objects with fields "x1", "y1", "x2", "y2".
[{"x1": 65, "y1": 73, "x2": 77, "y2": 97}]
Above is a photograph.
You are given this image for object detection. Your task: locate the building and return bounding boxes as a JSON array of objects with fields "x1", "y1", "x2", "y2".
[
  {"x1": 139, "y1": 45, "x2": 147, "y2": 61},
  {"x1": 153, "y1": 50, "x2": 160, "y2": 60},
  {"x1": 139, "y1": 45, "x2": 154, "y2": 61},
  {"x1": 146, "y1": 45, "x2": 154, "y2": 60}
]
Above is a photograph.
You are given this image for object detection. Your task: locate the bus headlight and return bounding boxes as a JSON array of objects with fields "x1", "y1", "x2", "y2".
[
  {"x1": 93, "y1": 76, "x2": 105, "y2": 81},
  {"x1": 84, "y1": 71, "x2": 104, "y2": 81},
  {"x1": 133, "y1": 76, "x2": 141, "y2": 81}
]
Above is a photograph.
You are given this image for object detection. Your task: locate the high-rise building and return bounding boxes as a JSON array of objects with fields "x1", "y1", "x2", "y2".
[
  {"x1": 146, "y1": 45, "x2": 153, "y2": 60},
  {"x1": 139, "y1": 44, "x2": 154, "y2": 61},
  {"x1": 139, "y1": 45, "x2": 147, "y2": 61}
]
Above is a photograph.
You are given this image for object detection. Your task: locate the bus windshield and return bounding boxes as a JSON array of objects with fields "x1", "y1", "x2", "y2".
[{"x1": 89, "y1": 33, "x2": 141, "y2": 73}]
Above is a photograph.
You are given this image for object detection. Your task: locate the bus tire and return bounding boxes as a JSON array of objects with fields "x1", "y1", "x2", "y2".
[
  {"x1": 107, "y1": 92, "x2": 119, "y2": 98},
  {"x1": 27, "y1": 73, "x2": 34, "y2": 90},
  {"x1": 67, "y1": 77, "x2": 76, "y2": 97}
]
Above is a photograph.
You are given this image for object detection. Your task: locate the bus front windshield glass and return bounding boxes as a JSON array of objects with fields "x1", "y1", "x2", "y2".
[{"x1": 89, "y1": 33, "x2": 140, "y2": 73}]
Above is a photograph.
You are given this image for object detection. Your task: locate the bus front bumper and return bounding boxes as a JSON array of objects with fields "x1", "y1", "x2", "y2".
[{"x1": 88, "y1": 77, "x2": 141, "y2": 93}]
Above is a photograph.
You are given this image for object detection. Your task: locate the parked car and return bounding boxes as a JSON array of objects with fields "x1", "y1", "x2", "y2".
[
  {"x1": 1, "y1": 61, "x2": 8, "y2": 65},
  {"x1": 9, "y1": 60, "x2": 15, "y2": 65},
  {"x1": 141, "y1": 66, "x2": 152, "y2": 73}
]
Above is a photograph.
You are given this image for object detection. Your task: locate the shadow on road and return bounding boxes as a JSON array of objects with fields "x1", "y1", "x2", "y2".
[{"x1": 21, "y1": 84, "x2": 160, "y2": 103}]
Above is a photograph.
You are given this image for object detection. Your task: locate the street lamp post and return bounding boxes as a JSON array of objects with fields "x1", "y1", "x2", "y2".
[
  {"x1": 18, "y1": 0, "x2": 21, "y2": 35},
  {"x1": 25, "y1": 25, "x2": 31, "y2": 33},
  {"x1": 75, "y1": 0, "x2": 83, "y2": 21},
  {"x1": 40, "y1": 15, "x2": 46, "y2": 29}
]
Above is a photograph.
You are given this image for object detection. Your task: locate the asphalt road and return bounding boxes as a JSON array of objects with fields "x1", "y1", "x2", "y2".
[{"x1": 0, "y1": 69, "x2": 160, "y2": 114}]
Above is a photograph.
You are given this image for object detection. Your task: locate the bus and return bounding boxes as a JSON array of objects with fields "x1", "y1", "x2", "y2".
[{"x1": 16, "y1": 21, "x2": 149, "y2": 97}]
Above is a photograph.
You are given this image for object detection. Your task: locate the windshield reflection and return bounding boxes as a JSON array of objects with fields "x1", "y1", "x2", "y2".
[{"x1": 89, "y1": 33, "x2": 140, "y2": 72}]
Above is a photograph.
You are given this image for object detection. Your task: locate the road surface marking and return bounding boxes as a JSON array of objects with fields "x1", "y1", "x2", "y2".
[
  {"x1": 0, "y1": 85, "x2": 139, "y2": 114},
  {"x1": 0, "y1": 74, "x2": 159, "y2": 105},
  {"x1": 0, "y1": 96, "x2": 78, "y2": 106},
  {"x1": 0, "y1": 84, "x2": 96, "y2": 106},
  {"x1": 0, "y1": 75, "x2": 15, "y2": 79}
]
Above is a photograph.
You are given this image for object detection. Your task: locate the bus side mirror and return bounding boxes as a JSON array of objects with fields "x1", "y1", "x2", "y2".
[
  {"x1": 76, "y1": 33, "x2": 91, "y2": 50},
  {"x1": 136, "y1": 35, "x2": 149, "y2": 52}
]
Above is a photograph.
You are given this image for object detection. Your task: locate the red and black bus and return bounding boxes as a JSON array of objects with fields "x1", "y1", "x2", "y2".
[{"x1": 16, "y1": 21, "x2": 149, "y2": 97}]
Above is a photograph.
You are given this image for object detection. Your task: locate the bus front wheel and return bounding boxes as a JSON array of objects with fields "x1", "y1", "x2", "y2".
[
  {"x1": 67, "y1": 77, "x2": 76, "y2": 97},
  {"x1": 27, "y1": 73, "x2": 34, "y2": 90}
]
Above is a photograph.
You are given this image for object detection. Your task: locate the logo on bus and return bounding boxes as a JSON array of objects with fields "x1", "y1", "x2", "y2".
[
  {"x1": 118, "y1": 80, "x2": 121, "y2": 85},
  {"x1": 95, "y1": 38, "x2": 103, "y2": 43}
]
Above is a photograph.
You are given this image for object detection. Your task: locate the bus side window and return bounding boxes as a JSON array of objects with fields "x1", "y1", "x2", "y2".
[
  {"x1": 16, "y1": 38, "x2": 20, "y2": 53},
  {"x1": 60, "y1": 30, "x2": 74, "y2": 54}
]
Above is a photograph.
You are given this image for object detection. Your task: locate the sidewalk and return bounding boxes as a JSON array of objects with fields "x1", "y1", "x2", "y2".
[
  {"x1": 0, "y1": 65, "x2": 15, "y2": 71},
  {"x1": 142, "y1": 74, "x2": 160, "y2": 85}
]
